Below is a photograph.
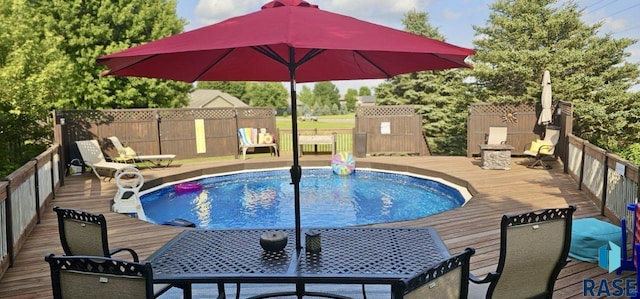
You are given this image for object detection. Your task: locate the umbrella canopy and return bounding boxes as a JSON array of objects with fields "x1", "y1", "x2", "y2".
[
  {"x1": 97, "y1": 0, "x2": 475, "y2": 253},
  {"x1": 538, "y1": 70, "x2": 553, "y2": 125}
]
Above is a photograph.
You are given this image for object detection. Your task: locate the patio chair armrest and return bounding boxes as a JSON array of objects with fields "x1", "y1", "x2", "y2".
[
  {"x1": 537, "y1": 144, "x2": 554, "y2": 154},
  {"x1": 110, "y1": 247, "x2": 140, "y2": 262},
  {"x1": 469, "y1": 271, "x2": 499, "y2": 284}
]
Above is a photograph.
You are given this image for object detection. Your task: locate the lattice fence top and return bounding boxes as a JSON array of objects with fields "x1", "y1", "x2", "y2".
[
  {"x1": 237, "y1": 107, "x2": 276, "y2": 119},
  {"x1": 61, "y1": 109, "x2": 157, "y2": 122},
  {"x1": 356, "y1": 105, "x2": 415, "y2": 117},
  {"x1": 60, "y1": 108, "x2": 260, "y2": 121},
  {"x1": 469, "y1": 103, "x2": 536, "y2": 114},
  {"x1": 557, "y1": 101, "x2": 573, "y2": 115},
  {"x1": 158, "y1": 108, "x2": 236, "y2": 120}
]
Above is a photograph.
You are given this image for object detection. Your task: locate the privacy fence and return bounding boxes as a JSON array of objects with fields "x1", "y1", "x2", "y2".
[
  {"x1": 53, "y1": 108, "x2": 277, "y2": 167},
  {"x1": 54, "y1": 106, "x2": 432, "y2": 169},
  {"x1": 466, "y1": 101, "x2": 573, "y2": 166},
  {"x1": 354, "y1": 105, "x2": 431, "y2": 156}
]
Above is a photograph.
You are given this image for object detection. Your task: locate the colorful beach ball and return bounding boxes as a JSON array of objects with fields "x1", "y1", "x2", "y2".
[{"x1": 331, "y1": 152, "x2": 356, "y2": 175}]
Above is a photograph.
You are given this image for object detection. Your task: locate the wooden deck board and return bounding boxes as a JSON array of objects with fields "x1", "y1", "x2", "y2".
[{"x1": 0, "y1": 156, "x2": 630, "y2": 298}]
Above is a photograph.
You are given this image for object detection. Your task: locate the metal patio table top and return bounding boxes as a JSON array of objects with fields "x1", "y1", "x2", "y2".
[{"x1": 146, "y1": 227, "x2": 450, "y2": 298}]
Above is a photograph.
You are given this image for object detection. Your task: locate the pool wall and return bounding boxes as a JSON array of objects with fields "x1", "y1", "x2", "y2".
[{"x1": 140, "y1": 160, "x2": 477, "y2": 198}]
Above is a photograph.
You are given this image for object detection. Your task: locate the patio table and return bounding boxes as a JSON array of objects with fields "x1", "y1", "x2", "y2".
[{"x1": 146, "y1": 227, "x2": 450, "y2": 299}]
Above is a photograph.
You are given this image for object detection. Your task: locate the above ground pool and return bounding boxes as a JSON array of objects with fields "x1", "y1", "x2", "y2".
[{"x1": 139, "y1": 168, "x2": 471, "y2": 229}]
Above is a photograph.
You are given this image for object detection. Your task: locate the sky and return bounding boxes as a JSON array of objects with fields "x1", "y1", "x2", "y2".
[{"x1": 175, "y1": 0, "x2": 640, "y2": 95}]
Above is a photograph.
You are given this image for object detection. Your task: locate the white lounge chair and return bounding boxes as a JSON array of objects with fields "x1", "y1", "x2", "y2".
[
  {"x1": 107, "y1": 136, "x2": 175, "y2": 167},
  {"x1": 238, "y1": 128, "x2": 278, "y2": 160},
  {"x1": 75, "y1": 140, "x2": 137, "y2": 180}
]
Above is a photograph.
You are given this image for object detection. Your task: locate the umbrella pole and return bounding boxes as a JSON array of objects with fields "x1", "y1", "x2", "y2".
[{"x1": 288, "y1": 47, "x2": 303, "y2": 254}]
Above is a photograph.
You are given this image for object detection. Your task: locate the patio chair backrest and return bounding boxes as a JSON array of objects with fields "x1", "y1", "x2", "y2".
[
  {"x1": 53, "y1": 206, "x2": 139, "y2": 262},
  {"x1": 402, "y1": 248, "x2": 475, "y2": 299},
  {"x1": 108, "y1": 136, "x2": 138, "y2": 156},
  {"x1": 542, "y1": 127, "x2": 560, "y2": 151},
  {"x1": 54, "y1": 206, "x2": 110, "y2": 257},
  {"x1": 45, "y1": 254, "x2": 154, "y2": 299},
  {"x1": 487, "y1": 206, "x2": 575, "y2": 299},
  {"x1": 75, "y1": 140, "x2": 107, "y2": 165},
  {"x1": 487, "y1": 126, "x2": 508, "y2": 145}
]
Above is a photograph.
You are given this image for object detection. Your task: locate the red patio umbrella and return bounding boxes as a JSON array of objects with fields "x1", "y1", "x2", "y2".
[{"x1": 97, "y1": 0, "x2": 476, "y2": 253}]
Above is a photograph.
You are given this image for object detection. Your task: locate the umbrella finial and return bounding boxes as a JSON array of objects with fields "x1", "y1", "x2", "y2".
[{"x1": 262, "y1": 0, "x2": 318, "y2": 9}]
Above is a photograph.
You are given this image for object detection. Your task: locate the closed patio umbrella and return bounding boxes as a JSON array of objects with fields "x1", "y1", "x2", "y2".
[
  {"x1": 538, "y1": 70, "x2": 553, "y2": 125},
  {"x1": 97, "y1": 0, "x2": 475, "y2": 253}
]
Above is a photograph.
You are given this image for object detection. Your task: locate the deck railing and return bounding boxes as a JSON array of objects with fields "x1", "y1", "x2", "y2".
[
  {"x1": 0, "y1": 144, "x2": 63, "y2": 280},
  {"x1": 566, "y1": 135, "x2": 639, "y2": 225},
  {"x1": 276, "y1": 128, "x2": 354, "y2": 154}
]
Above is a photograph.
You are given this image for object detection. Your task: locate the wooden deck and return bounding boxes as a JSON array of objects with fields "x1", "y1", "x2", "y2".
[{"x1": 0, "y1": 155, "x2": 630, "y2": 298}]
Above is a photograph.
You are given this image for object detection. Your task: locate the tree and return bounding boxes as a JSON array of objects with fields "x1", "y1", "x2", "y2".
[
  {"x1": 375, "y1": 10, "x2": 475, "y2": 155},
  {"x1": 245, "y1": 82, "x2": 288, "y2": 110},
  {"x1": 0, "y1": 0, "x2": 73, "y2": 176},
  {"x1": 312, "y1": 81, "x2": 340, "y2": 110},
  {"x1": 344, "y1": 88, "x2": 358, "y2": 111},
  {"x1": 197, "y1": 81, "x2": 249, "y2": 103},
  {"x1": 358, "y1": 86, "x2": 372, "y2": 96},
  {"x1": 36, "y1": 0, "x2": 192, "y2": 109},
  {"x1": 472, "y1": 0, "x2": 639, "y2": 151},
  {"x1": 298, "y1": 85, "x2": 315, "y2": 107}
]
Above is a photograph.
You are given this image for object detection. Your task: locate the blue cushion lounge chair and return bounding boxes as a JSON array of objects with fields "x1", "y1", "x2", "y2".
[{"x1": 238, "y1": 128, "x2": 278, "y2": 159}]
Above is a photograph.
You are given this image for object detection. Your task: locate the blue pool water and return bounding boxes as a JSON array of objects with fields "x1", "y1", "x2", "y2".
[{"x1": 140, "y1": 168, "x2": 466, "y2": 229}]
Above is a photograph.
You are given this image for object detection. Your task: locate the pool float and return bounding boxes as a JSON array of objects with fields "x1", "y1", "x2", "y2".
[
  {"x1": 174, "y1": 181, "x2": 203, "y2": 193},
  {"x1": 331, "y1": 152, "x2": 355, "y2": 175}
]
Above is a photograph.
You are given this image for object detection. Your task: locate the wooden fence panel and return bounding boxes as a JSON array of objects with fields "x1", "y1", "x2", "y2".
[
  {"x1": 466, "y1": 103, "x2": 539, "y2": 157},
  {"x1": 355, "y1": 106, "x2": 429, "y2": 156},
  {"x1": 55, "y1": 107, "x2": 277, "y2": 164}
]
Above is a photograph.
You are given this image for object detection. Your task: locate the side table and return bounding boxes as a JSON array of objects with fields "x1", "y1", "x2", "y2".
[{"x1": 478, "y1": 144, "x2": 515, "y2": 170}]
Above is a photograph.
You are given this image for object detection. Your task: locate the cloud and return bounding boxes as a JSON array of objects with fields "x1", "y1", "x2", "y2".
[
  {"x1": 192, "y1": 0, "x2": 435, "y2": 31},
  {"x1": 442, "y1": 8, "x2": 462, "y2": 20}
]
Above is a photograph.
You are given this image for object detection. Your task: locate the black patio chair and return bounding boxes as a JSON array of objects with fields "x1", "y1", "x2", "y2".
[
  {"x1": 53, "y1": 206, "x2": 139, "y2": 261},
  {"x1": 45, "y1": 254, "x2": 172, "y2": 299},
  {"x1": 397, "y1": 247, "x2": 475, "y2": 299},
  {"x1": 468, "y1": 206, "x2": 576, "y2": 299}
]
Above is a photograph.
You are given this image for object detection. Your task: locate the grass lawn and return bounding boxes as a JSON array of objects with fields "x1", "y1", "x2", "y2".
[{"x1": 276, "y1": 113, "x2": 355, "y2": 129}]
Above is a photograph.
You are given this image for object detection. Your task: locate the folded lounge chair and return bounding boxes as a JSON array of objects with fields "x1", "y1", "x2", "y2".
[
  {"x1": 75, "y1": 140, "x2": 137, "y2": 180},
  {"x1": 469, "y1": 206, "x2": 576, "y2": 299},
  {"x1": 238, "y1": 128, "x2": 278, "y2": 160},
  {"x1": 108, "y1": 136, "x2": 175, "y2": 167}
]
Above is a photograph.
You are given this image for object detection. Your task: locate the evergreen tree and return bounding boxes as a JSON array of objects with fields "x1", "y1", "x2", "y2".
[
  {"x1": 473, "y1": 0, "x2": 639, "y2": 151},
  {"x1": 344, "y1": 88, "x2": 358, "y2": 112},
  {"x1": 298, "y1": 85, "x2": 315, "y2": 107},
  {"x1": 197, "y1": 81, "x2": 248, "y2": 103},
  {"x1": 312, "y1": 82, "x2": 340, "y2": 108},
  {"x1": 35, "y1": 0, "x2": 192, "y2": 109},
  {"x1": 375, "y1": 10, "x2": 475, "y2": 155}
]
